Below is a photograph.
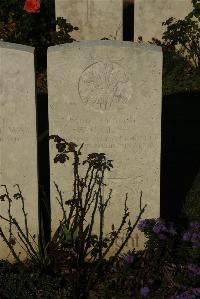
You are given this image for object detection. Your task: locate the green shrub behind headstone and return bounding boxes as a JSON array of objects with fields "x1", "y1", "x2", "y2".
[{"x1": 182, "y1": 170, "x2": 200, "y2": 222}]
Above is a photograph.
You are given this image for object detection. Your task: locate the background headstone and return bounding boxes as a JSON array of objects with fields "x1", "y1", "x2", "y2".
[
  {"x1": 48, "y1": 40, "x2": 162, "y2": 257},
  {"x1": 134, "y1": 0, "x2": 193, "y2": 42},
  {"x1": 55, "y1": 0, "x2": 123, "y2": 41},
  {"x1": 0, "y1": 42, "x2": 38, "y2": 262}
]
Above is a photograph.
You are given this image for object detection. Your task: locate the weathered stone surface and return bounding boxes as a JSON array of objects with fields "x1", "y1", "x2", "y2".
[
  {"x1": 55, "y1": 0, "x2": 123, "y2": 41},
  {"x1": 48, "y1": 40, "x2": 162, "y2": 257},
  {"x1": 0, "y1": 42, "x2": 38, "y2": 262},
  {"x1": 134, "y1": 0, "x2": 193, "y2": 42}
]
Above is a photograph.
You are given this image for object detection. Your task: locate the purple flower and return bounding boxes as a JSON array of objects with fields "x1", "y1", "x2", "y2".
[
  {"x1": 169, "y1": 288, "x2": 200, "y2": 299},
  {"x1": 169, "y1": 290, "x2": 195, "y2": 299},
  {"x1": 140, "y1": 286, "x2": 150, "y2": 297},
  {"x1": 152, "y1": 219, "x2": 169, "y2": 240},
  {"x1": 191, "y1": 288, "x2": 200, "y2": 296},
  {"x1": 137, "y1": 219, "x2": 151, "y2": 232},
  {"x1": 191, "y1": 232, "x2": 200, "y2": 243},
  {"x1": 188, "y1": 264, "x2": 200, "y2": 276},
  {"x1": 153, "y1": 223, "x2": 165, "y2": 234},
  {"x1": 137, "y1": 218, "x2": 177, "y2": 240},
  {"x1": 190, "y1": 222, "x2": 200, "y2": 230},
  {"x1": 168, "y1": 224, "x2": 177, "y2": 236},
  {"x1": 182, "y1": 231, "x2": 191, "y2": 241},
  {"x1": 123, "y1": 254, "x2": 134, "y2": 264}
]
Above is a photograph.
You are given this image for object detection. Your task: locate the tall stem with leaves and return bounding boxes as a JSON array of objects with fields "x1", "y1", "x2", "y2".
[{"x1": 49, "y1": 135, "x2": 147, "y2": 298}]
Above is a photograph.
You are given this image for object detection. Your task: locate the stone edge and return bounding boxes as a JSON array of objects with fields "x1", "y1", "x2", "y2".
[
  {"x1": 47, "y1": 40, "x2": 162, "y2": 53},
  {"x1": 0, "y1": 41, "x2": 34, "y2": 53}
]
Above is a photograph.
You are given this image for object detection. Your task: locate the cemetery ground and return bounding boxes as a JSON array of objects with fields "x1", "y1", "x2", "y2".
[
  {"x1": 0, "y1": 141, "x2": 199, "y2": 299},
  {"x1": 0, "y1": 198, "x2": 199, "y2": 299}
]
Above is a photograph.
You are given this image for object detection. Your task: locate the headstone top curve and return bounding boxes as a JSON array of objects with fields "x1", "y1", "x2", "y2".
[
  {"x1": 47, "y1": 40, "x2": 162, "y2": 53},
  {"x1": 0, "y1": 41, "x2": 34, "y2": 53}
]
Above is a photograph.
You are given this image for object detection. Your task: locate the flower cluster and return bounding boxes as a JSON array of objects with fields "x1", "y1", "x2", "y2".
[
  {"x1": 140, "y1": 286, "x2": 150, "y2": 297},
  {"x1": 129, "y1": 287, "x2": 150, "y2": 298},
  {"x1": 187, "y1": 263, "x2": 200, "y2": 277},
  {"x1": 137, "y1": 218, "x2": 177, "y2": 240},
  {"x1": 137, "y1": 218, "x2": 157, "y2": 232},
  {"x1": 182, "y1": 221, "x2": 200, "y2": 248},
  {"x1": 123, "y1": 254, "x2": 134, "y2": 264},
  {"x1": 169, "y1": 287, "x2": 200, "y2": 299}
]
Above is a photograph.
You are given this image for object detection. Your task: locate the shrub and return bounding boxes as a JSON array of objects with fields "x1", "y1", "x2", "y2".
[
  {"x1": 1, "y1": 183, "x2": 199, "y2": 298},
  {"x1": 96, "y1": 219, "x2": 200, "y2": 299},
  {"x1": 182, "y1": 183, "x2": 200, "y2": 223},
  {"x1": 0, "y1": 0, "x2": 78, "y2": 47},
  {"x1": 146, "y1": 0, "x2": 200, "y2": 95}
]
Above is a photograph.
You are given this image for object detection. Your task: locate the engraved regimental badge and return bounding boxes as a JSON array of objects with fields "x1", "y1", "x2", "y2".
[{"x1": 78, "y1": 61, "x2": 132, "y2": 112}]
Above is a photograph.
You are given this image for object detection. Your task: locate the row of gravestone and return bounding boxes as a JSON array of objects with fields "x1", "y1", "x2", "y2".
[
  {"x1": 55, "y1": 0, "x2": 193, "y2": 42},
  {"x1": 0, "y1": 39, "x2": 162, "y2": 262}
]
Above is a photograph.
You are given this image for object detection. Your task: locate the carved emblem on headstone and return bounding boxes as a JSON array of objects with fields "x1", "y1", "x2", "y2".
[{"x1": 78, "y1": 61, "x2": 132, "y2": 111}]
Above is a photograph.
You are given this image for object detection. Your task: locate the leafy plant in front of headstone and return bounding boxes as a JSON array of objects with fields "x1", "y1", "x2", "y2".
[
  {"x1": 47, "y1": 135, "x2": 147, "y2": 298},
  {"x1": 0, "y1": 184, "x2": 199, "y2": 298},
  {"x1": 0, "y1": 136, "x2": 147, "y2": 298},
  {"x1": 0, "y1": 184, "x2": 50, "y2": 268}
]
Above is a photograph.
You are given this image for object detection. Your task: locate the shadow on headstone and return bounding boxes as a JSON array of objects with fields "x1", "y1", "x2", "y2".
[
  {"x1": 0, "y1": 42, "x2": 38, "y2": 262},
  {"x1": 161, "y1": 91, "x2": 200, "y2": 224}
]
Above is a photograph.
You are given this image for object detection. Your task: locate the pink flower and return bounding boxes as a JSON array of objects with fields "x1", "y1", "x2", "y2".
[{"x1": 23, "y1": 0, "x2": 40, "y2": 13}]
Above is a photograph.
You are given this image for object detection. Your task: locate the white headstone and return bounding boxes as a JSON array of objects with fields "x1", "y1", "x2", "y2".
[
  {"x1": 134, "y1": 0, "x2": 193, "y2": 42},
  {"x1": 48, "y1": 40, "x2": 162, "y2": 257},
  {"x1": 0, "y1": 42, "x2": 38, "y2": 262},
  {"x1": 55, "y1": 0, "x2": 123, "y2": 41}
]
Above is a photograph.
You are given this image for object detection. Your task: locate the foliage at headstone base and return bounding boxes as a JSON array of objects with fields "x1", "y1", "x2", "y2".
[
  {"x1": 45, "y1": 136, "x2": 147, "y2": 298},
  {"x1": 0, "y1": 216, "x2": 199, "y2": 298},
  {"x1": 0, "y1": 137, "x2": 147, "y2": 298},
  {"x1": 96, "y1": 219, "x2": 200, "y2": 299},
  {"x1": 2, "y1": 139, "x2": 198, "y2": 298}
]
